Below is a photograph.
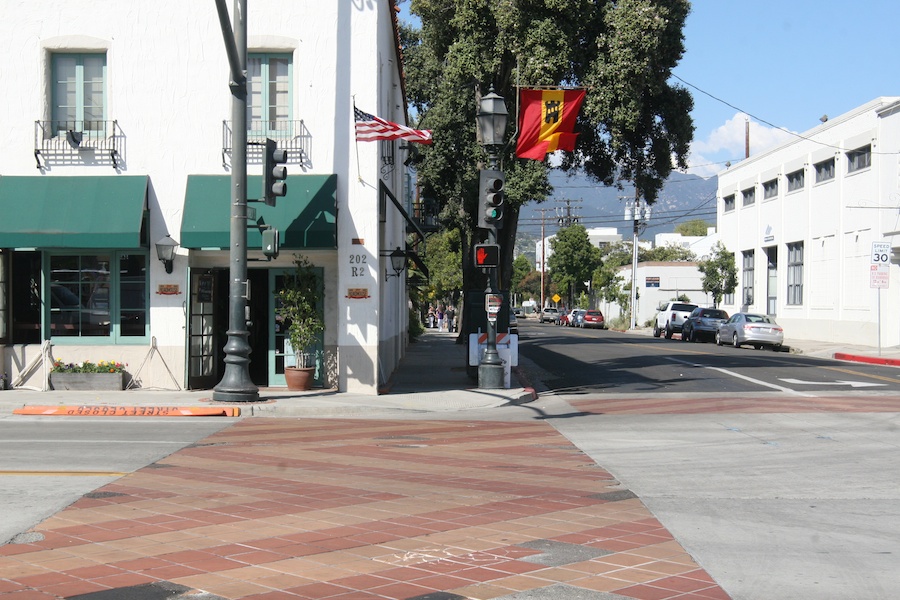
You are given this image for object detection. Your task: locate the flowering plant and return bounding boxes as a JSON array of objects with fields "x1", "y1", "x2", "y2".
[{"x1": 52, "y1": 360, "x2": 126, "y2": 374}]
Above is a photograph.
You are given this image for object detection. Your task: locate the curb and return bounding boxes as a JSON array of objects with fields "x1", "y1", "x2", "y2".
[
  {"x1": 834, "y1": 353, "x2": 900, "y2": 368},
  {"x1": 13, "y1": 406, "x2": 241, "y2": 417}
]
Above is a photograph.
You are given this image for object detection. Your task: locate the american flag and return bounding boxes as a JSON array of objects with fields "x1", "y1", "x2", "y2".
[{"x1": 354, "y1": 107, "x2": 432, "y2": 144}]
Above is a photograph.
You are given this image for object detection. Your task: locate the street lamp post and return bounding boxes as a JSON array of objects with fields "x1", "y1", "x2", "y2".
[
  {"x1": 212, "y1": 0, "x2": 259, "y2": 402},
  {"x1": 476, "y1": 88, "x2": 508, "y2": 389}
]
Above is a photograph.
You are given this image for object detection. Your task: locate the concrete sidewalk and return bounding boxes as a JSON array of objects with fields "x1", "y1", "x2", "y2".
[{"x1": 0, "y1": 331, "x2": 535, "y2": 418}]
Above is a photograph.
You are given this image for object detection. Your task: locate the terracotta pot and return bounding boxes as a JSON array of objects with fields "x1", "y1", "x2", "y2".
[{"x1": 284, "y1": 366, "x2": 314, "y2": 391}]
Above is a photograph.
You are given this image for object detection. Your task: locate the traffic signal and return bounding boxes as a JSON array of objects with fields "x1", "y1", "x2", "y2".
[
  {"x1": 478, "y1": 169, "x2": 504, "y2": 230},
  {"x1": 474, "y1": 243, "x2": 500, "y2": 268},
  {"x1": 262, "y1": 228, "x2": 280, "y2": 259},
  {"x1": 263, "y1": 138, "x2": 287, "y2": 206}
]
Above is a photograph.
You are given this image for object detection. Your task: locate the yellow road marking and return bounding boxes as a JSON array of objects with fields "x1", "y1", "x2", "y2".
[{"x1": 822, "y1": 365, "x2": 900, "y2": 385}]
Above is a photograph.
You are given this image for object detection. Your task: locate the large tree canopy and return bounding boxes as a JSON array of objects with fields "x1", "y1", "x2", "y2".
[{"x1": 403, "y1": 0, "x2": 693, "y2": 292}]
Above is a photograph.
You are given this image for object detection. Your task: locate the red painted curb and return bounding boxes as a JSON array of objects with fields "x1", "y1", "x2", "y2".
[{"x1": 833, "y1": 353, "x2": 900, "y2": 367}]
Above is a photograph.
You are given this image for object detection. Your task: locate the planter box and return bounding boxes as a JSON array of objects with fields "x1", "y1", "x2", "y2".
[{"x1": 51, "y1": 372, "x2": 124, "y2": 391}]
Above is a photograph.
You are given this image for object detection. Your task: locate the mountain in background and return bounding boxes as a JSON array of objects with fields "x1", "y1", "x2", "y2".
[{"x1": 514, "y1": 170, "x2": 719, "y2": 258}]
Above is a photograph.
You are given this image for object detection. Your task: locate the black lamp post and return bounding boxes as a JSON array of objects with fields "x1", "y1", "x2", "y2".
[{"x1": 476, "y1": 87, "x2": 508, "y2": 389}]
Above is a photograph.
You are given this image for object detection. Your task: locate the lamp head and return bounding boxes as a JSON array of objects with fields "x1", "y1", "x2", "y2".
[
  {"x1": 155, "y1": 235, "x2": 178, "y2": 274},
  {"x1": 476, "y1": 87, "x2": 508, "y2": 149}
]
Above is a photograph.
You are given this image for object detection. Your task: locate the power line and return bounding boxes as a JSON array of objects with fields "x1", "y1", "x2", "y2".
[{"x1": 673, "y1": 74, "x2": 900, "y2": 156}]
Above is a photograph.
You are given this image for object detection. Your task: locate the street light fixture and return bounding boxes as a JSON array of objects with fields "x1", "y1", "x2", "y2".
[
  {"x1": 476, "y1": 87, "x2": 509, "y2": 154},
  {"x1": 155, "y1": 235, "x2": 178, "y2": 274},
  {"x1": 384, "y1": 247, "x2": 407, "y2": 280},
  {"x1": 475, "y1": 86, "x2": 508, "y2": 390}
]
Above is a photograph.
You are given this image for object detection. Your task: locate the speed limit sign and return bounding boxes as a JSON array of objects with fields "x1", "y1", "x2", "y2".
[{"x1": 872, "y1": 242, "x2": 890, "y2": 264}]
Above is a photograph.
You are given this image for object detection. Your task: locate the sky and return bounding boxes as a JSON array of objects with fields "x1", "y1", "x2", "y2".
[{"x1": 397, "y1": 0, "x2": 900, "y2": 178}]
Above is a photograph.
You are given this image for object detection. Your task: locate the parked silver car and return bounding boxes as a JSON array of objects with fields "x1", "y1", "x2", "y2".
[
  {"x1": 540, "y1": 307, "x2": 559, "y2": 323},
  {"x1": 716, "y1": 312, "x2": 784, "y2": 350}
]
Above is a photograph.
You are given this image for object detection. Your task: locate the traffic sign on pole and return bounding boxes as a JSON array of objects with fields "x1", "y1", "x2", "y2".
[{"x1": 872, "y1": 241, "x2": 890, "y2": 264}]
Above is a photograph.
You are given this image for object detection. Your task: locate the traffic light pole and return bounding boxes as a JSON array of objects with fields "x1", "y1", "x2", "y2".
[
  {"x1": 213, "y1": 0, "x2": 259, "y2": 402},
  {"x1": 478, "y1": 154, "x2": 505, "y2": 390}
]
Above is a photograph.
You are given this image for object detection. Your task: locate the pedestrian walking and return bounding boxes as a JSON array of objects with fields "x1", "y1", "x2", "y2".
[{"x1": 446, "y1": 305, "x2": 456, "y2": 333}]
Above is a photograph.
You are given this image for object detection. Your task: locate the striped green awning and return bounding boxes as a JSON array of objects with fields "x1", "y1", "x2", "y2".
[
  {"x1": 180, "y1": 174, "x2": 337, "y2": 249},
  {"x1": 0, "y1": 176, "x2": 148, "y2": 248}
]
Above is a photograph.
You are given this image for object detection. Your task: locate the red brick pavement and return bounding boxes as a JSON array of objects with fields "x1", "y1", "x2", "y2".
[{"x1": 0, "y1": 419, "x2": 729, "y2": 599}]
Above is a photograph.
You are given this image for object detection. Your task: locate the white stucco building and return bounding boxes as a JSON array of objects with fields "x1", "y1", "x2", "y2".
[
  {"x1": 535, "y1": 227, "x2": 621, "y2": 272},
  {"x1": 654, "y1": 228, "x2": 720, "y2": 260},
  {"x1": 717, "y1": 97, "x2": 900, "y2": 347},
  {"x1": 0, "y1": 1, "x2": 419, "y2": 394}
]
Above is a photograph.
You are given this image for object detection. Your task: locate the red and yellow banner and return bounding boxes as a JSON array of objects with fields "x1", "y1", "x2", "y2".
[{"x1": 516, "y1": 88, "x2": 586, "y2": 160}]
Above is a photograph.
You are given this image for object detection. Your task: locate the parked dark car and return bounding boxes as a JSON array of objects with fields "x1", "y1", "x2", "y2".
[
  {"x1": 716, "y1": 312, "x2": 784, "y2": 350},
  {"x1": 681, "y1": 307, "x2": 729, "y2": 342},
  {"x1": 580, "y1": 309, "x2": 606, "y2": 329}
]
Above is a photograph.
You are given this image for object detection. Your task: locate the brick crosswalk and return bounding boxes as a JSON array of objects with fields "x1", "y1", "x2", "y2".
[{"x1": 0, "y1": 419, "x2": 729, "y2": 599}]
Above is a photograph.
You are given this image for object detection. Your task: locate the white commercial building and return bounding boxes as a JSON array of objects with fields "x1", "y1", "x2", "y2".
[
  {"x1": 717, "y1": 97, "x2": 900, "y2": 347},
  {"x1": 535, "y1": 227, "x2": 621, "y2": 272},
  {"x1": 603, "y1": 261, "x2": 708, "y2": 327},
  {"x1": 0, "y1": 1, "x2": 419, "y2": 394}
]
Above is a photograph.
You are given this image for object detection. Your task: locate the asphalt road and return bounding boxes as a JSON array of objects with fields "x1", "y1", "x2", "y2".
[
  {"x1": 2, "y1": 324, "x2": 898, "y2": 599},
  {"x1": 0, "y1": 418, "x2": 233, "y2": 545},
  {"x1": 514, "y1": 320, "x2": 900, "y2": 599},
  {"x1": 517, "y1": 320, "x2": 900, "y2": 395}
]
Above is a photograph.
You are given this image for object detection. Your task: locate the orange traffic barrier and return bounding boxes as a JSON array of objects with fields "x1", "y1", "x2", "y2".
[{"x1": 13, "y1": 405, "x2": 241, "y2": 417}]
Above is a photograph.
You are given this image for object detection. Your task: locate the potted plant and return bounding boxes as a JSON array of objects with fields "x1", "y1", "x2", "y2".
[
  {"x1": 275, "y1": 255, "x2": 324, "y2": 391},
  {"x1": 50, "y1": 360, "x2": 127, "y2": 391}
]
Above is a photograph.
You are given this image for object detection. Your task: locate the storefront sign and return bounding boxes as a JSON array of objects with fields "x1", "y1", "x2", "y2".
[
  {"x1": 157, "y1": 284, "x2": 181, "y2": 295},
  {"x1": 346, "y1": 288, "x2": 370, "y2": 299}
]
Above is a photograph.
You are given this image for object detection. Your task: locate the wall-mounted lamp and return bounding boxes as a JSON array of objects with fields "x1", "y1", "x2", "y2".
[
  {"x1": 384, "y1": 247, "x2": 407, "y2": 280},
  {"x1": 155, "y1": 234, "x2": 178, "y2": 274}
]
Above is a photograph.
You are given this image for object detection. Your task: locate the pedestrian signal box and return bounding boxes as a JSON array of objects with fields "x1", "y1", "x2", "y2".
[{"x1": 474, "y1": 243, "x2": 500, "y2": 268}]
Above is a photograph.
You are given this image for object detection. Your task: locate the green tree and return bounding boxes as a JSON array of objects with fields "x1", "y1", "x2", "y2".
[
  {"x1": 402, "y1": 0, "x2": 693, "y2": 299},
  {"x1": 547, "y1": 225, "x2": 602, "y2": 306},
  {"x1": 698, "y1": 242, "x2": 738, "y2": 307},
  {"x1": 510, "y1": 254, "x2": 532, "y2": 294},
  {"x1": 643, "y1": 244, "x2": 695, "y2": 262},
  {"x1": 422, "y1": 229, "x2": 463, "y2": 305},
  {"x1": 516, "y1": 269, "x2": 544, "y2": 301},
  {"x1": 674, "y1": 219, "x2": 711, "y2": 237}
]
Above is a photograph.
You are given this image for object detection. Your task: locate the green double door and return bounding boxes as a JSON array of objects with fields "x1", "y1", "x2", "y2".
[{"x1": 188, "y1": 267, "x2": 323, "y2": 389}]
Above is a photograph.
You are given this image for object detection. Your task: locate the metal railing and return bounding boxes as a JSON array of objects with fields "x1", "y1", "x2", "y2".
[
  {"x1": 222, "y1": 120, "x2": 311, "y2": 168},
  {"x1": 34, "y1": 120, "x2": 122, "y2": 169}
]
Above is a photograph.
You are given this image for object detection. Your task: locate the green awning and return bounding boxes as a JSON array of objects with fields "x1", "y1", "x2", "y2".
[
  {"x1": 181, "y1": 174, "x2": 337, "y2": 249},
  {"x1": 0, "y1": 176, "x2": 148, "y2": 248}
]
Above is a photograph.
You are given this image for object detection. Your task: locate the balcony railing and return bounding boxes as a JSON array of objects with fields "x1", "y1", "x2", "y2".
[
  {"x1": 34, "y1": 120, "x2": 123, "y2": 169},
  {"x1": 222, "y1": 120, "x2": 311, "y2": 168}
]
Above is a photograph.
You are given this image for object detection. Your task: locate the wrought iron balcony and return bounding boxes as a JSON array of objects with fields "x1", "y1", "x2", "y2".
[
  {"x1": 34, "y1": 120, "x2": 122, "y2": 169},
  {"x1": 222, "y1": 120, "x2": 311, "y2": 168}
]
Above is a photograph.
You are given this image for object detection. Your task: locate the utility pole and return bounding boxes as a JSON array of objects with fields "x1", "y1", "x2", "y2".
[
  {"x1": 212, "y1": 0, "x2": 258, "y2": 402},
  {"x1": 624, "y1": 191, "x2": 651, "y2": 330},
  {"x1": 536, "y1": 208, "x2": 552, "y2": 309},
  {"x1": 555, "y1": 198, "x2": 582, "y2": 227}
]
